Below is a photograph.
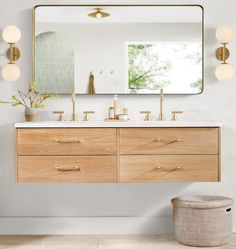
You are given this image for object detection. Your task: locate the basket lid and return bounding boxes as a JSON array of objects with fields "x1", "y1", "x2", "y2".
[{"x1": 171, "y1": 195, "x2": 233, "y2": 209}]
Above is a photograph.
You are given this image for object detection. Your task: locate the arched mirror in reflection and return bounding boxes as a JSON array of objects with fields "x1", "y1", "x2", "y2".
[{"x1": 35, "y1": 31, "x2": 74, "y2": 94}]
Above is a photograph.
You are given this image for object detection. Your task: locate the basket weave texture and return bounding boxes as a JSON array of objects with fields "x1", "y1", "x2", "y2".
[{"x1": 171, "y1": 195, "x2": 233, "y2": 247}]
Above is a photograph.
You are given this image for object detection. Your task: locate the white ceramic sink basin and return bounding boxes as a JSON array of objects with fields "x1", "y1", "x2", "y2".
[{"x1": 15, "y1": 120, "x2": 221, "y2": 128}]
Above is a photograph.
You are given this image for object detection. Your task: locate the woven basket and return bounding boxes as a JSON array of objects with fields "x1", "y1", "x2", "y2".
[{"x1": 171, "y1": 195, "x2": 233, "y2": 247}]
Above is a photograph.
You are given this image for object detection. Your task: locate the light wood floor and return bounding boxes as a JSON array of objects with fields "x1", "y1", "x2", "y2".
[{"x1": 0, "y1": 235, "x2": 235, "y2": 249}]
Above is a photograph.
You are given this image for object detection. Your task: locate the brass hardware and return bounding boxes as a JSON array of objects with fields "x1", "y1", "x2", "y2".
[
  {"x1": 7, "y1": 45, "x2": 20, "y2": 63},
  {"x1": 216, "y1": 45, "x2": 230, "y2": 63},
  {"x1": 53, "y1": 111, "x2": 64, "y2": 121},
  {"x1": 215, "y1": 43, "x2": 234, "y2": 81},
  {"x1": 153, "y1": 166, "x2": 183, "y2": 172},
  {"x1": 158, "y1": 88, "x2": 165, "y2": 121},
  {"x1": 83, "y1": 111, "x2": 95, "y2": 122},
  {"x1": 140, "y1": 111, "x2": 151, "y2": 121},
  {"x1": 71, "y1": 93, "x2": 78, "y2": 121},
  {"x1": 171, "y1": 111, "x2": 183, "y2": 121},
  {"x1": 55, "y1": 138, "x2": 80, "y2": 143},
  {"x1": 154, "y1": 138, "x2": 182, "y2": 143},
  {"x1": 55, "y1": 165, "x2": 81, "y2": 172},
  {"x1": 88, "y1": 8, "x2": 110, "y2": 19}
]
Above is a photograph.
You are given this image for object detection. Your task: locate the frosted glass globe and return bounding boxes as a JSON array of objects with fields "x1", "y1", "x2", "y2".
[
  {"x1": 215, "y1": 64, "x2": 234, "y2": 81},
  {"x1": 2, "y1": 25, "x2": 21, "y2": 43},
  {"x1": 1, "y1": 64, "x2": 21, "y2": 82},
  {"x1": 96, "y1": 12, "x2": 102, "y2": 18},
  {"x1": 216, "y1": 26, "x2": 233, "y2": 43}
]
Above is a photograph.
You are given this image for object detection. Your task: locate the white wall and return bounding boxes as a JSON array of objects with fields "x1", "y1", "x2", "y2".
[{"x1": 0, "y1": 0, "x2": 236, "y2": 234}]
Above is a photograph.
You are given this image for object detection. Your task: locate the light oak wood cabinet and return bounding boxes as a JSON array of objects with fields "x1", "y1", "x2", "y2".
[
  {"x1": 18, "y1": 156, "x2": 117, "y2": 183},
  {"x1": 120, "y1": 128, "x2": 219, "y2": 155},
  {"x1": 16, "y1": 127, "x2": 220, "y2": 183},
  {"x1": 120, "y1": 155, "x2": 219, "y2": 182},
  {"x1": 17, "y1": 128, "x2": 117, "y2": 155}
]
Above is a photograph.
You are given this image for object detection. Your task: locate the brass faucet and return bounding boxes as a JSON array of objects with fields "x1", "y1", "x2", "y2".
[
  {"x1": 53, "y1": 111, "x2": 64, "y2": 121},
  {"x1": 83, "y1": 111, "x2": 95, "y2": 122},
  {"x1": 158, "y1": 88, "x2": 165, "y2": 121},
  {"x1": 140, "y1": 111, "x2": 151, "y2": 121},
  {"x1": 71, "y1": 93, "x2": 77, "y2": 121},
  {"x1": 171, "y1": 111, "x2": 183, "y2": 121}
]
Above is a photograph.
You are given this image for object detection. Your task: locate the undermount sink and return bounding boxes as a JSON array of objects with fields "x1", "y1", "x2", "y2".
[{"x1": 15, "y1": 120, "x2": 221, "y2": 128}]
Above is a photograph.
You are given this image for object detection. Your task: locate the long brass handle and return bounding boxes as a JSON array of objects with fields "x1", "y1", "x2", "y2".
[
  {"x1": 55, "y1": 165, "x2": 81, "y2": 172},
  {"x1": 154, "y1": 138, "x2": 182, "y2": 143},
  {"x1": 55, "y1": 138, "x2": 80, "y2": 143},
  {"x1": 153, "y1": 166, "x2": 183, "y2": 172},
  {"x1": 84, "y1": 111, "x2": 95, "y2": 114}
]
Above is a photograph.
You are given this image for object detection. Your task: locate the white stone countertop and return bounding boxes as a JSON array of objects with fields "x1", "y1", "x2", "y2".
[{"x1": 15, "y1": 121, "x2": 221, "y2": 128}]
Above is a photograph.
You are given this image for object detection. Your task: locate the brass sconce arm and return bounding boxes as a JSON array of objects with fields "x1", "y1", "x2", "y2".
[
  {"x1": 7, "y1": 44, "x2": 21, "y2": 64},
  {"x1": 216, "y1": 43, "x2": 230, "y2": 64}
]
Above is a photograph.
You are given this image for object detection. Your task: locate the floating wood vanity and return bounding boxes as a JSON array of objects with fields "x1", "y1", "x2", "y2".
[{"x1": 15, "y1": 122, "x2": 221, "y2": 183}]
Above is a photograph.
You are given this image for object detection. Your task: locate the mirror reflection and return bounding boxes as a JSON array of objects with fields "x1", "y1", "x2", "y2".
[{"x1": 34, "y1": 5, "x2": 203, "y2": 94}]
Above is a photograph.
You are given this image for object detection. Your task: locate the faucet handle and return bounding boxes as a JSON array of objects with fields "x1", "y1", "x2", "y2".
[
  {"x1": 140, "y1": 111, "x2": 151, "y2": 121},
  {"x1": 53, "y1": 111, "x2": 64, "y2": 121},
  {"x1": 83, "y1": 111, "x2": 95, "y2": 122},
  {"x1": 171, "y1": 111, "x2": 183, "y2": 121}
]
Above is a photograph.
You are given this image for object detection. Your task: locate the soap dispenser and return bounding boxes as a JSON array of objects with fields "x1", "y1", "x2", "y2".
[{"x1": 113, "y1": 95, "x2": 120, "y2": 119}]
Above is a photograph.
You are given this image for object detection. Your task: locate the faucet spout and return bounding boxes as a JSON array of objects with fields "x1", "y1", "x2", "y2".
[
  {"x1": 71, "y1": 92, "x2": 77, "y2": 121},
  {"x1": 158, "y1": 88, "x2": 165, "y2": 121}
]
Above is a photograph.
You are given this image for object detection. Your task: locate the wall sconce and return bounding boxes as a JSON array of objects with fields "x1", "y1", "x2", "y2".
[
  {"x1": 215, "y1": 26, "x2": 234, "y2": 81},
  {"x1": 1, "y1": 25, "x2": 21, "y2": 82}
]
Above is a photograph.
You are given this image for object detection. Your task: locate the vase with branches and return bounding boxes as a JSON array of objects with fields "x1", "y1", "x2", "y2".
[{"x1": 0, "y1": 82, "x2": 56, "y2": 121}]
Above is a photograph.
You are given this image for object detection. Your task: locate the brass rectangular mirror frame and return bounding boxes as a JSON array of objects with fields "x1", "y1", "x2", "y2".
[{"x1": 32, "y1": 4, "x2": 204, "y2": 95}]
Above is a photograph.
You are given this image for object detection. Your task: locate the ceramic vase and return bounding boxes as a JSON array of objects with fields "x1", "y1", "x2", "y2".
[{"x1": 25, "y1": 107, "x2": 38, "y2": 122}]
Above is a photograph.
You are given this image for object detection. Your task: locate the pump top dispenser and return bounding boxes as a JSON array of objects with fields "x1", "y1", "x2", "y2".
[{"x1": 113, "y1": 95, "x2": 120, "y2": 119}]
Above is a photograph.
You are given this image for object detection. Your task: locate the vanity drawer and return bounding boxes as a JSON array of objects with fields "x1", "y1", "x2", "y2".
[
  {"x1": 17, "y1": 128, "x2": 117, "y2": 155},
  {"x1": 17, "y1": 156, "x2": 117, "y2": 182},
  {"x1": 120, "y1": 128, "x2": 219, "y2": 155},
  {"x1": 120, "y1": 155, "x2": 219, "y2": 182}
]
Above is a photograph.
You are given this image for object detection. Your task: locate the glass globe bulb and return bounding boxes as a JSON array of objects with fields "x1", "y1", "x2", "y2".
[
  {"x1": 2, "y1": 25, "x2": 21, "y2": 44},
  {"x1": 215, "y1": 64, "x2": 234, "y2": 81},
  {"x1": 1, "y1": 64, "x2": 21, "y2": 82},
  {"x1": 96, "y1": 12, "x2": 102, "y2": 18},
  {"x1": 216, "y1": 26, "x2": 233, "y2": 44}
]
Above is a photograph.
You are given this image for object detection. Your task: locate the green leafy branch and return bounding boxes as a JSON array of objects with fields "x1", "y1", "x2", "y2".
[{"x1": 128, "y1": 44, "x2": 171, "y2": 91}]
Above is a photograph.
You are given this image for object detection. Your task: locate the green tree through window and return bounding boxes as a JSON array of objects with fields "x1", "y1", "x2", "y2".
[
  {"x1": 128, "y1": 44, "x2": 171, "y2": 93},
  {"x1": 127, "y1": 42, "x2": 202, "y2": 94}
]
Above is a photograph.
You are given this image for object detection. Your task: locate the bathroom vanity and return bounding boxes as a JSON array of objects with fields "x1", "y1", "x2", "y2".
[{"x1": 15, "y1": 122, "x2": 220, "y2": 183}]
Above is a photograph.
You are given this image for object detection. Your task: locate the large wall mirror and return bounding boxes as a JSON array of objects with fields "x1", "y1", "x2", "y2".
[{"x1": 33, "y1": 5, "x2": 204, "y2": 95}]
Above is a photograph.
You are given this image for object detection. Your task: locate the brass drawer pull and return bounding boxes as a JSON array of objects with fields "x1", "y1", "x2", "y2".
[
  {"x1": 55, "y1": 138, "x2": 80, "y2": 143},
  {"x1": 153, "y1": 166, "x2": 183, "y2": 172},
  {"x1": 154, "y1": 138, "x2": 182, "y2": 143},
  {"x1": 55, "y1": 165, "x2": 81, "y2": 172}
]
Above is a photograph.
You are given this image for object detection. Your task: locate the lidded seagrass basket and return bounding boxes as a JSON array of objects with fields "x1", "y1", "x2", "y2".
[{"x1": 171, "y1": 195, "x2": 233, "y2": 247}]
